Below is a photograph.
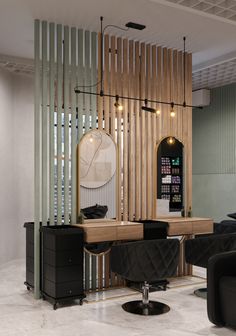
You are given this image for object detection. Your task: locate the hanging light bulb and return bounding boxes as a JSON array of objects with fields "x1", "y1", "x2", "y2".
[
  {"x1": 156, "y1": 107, "x2": 161, "y2": 115},
  {"x1": 114, "y1": 95, "x2": 123, "y2": 111},
  {"x1": 167, "y1": 136, "x2": 175, "y2": 145},
  {"x1": 170, "y1": 102, "x2": 175, "y2": 118}
]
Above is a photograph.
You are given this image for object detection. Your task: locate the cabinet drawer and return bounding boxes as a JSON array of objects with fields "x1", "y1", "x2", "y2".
[
  {"x1": 168, "y1": 222, "x2": 193, "y2": 236},
  {"x1": 43, "y1": 264, "x2": 82, "y2": 283},
  {"x1": 43, "y1": 278, "x2": 83, "y2": 299},
  {"x1": 192, "y1": 221, "x2": 213, "y2": 235},
  {"x1": 117, "y1": 226, "x2": 143, "y2": 241},
  {"x1": 43, "y1": 234, "x2": 83, "y2": 251},
  {"x1": 43, "y1": 248, "x2": 83, "y2": 267},
  {"x1": 84, "y1": 227, "x2": 116, "y2": 243}
]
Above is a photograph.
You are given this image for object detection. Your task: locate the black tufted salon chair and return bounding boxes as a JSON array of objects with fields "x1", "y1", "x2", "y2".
[
  {"x1": 185, "y1": 233, "x2": 236, "y2": 298},
  {"x1": 214, "y1": 220, "x2": 236, "y2": 235},
  {"x1": 110, "y1": 239, "x2": 180, "y2": 316},
  {"x1": 207, "y1": 251, "x2": 236, "y2": 329}
]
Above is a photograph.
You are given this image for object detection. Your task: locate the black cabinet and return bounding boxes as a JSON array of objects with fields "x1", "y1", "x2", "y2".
[
  {"x1": 40, "y1": 225, "x2": 85, "y2": 309},
  {"x1": 24, "y1": 222, "x2": 36, "y2": 290}
]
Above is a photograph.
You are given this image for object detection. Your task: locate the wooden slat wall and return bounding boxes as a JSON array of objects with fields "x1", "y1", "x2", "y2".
[
  {"x1": 100, "y1": 34, "x2": 192, "y2": 220},
  {"x1": 35, "y1": 21, "x2": 192, "y2": 293}
]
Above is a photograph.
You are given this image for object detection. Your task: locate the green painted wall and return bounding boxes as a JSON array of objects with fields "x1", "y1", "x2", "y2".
[{"x1": 192, "y1": 83, "x2": 236, "y2": 222}]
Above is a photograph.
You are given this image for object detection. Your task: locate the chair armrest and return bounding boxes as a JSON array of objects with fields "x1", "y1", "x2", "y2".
[
  {"x1": 185, "y1": 233, "x2": 236, "y2": 268},
  {"x1": 207, "y1": 251, "x2": 236, "y2": 326}
]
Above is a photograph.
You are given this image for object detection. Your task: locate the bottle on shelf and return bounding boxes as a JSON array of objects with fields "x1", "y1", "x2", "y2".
[
  {"x1": 181, "y1": 207, "x2": 185, "y2": 217},
  {"x1": 187, "y1": 206, "x2": 192, "y2": 218}
]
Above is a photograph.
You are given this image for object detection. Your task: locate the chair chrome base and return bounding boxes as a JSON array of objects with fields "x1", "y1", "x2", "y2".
[
  {"x1": 122, "y1": 281, "x2": 170, "y2": 315},
  {"x1": 194, "y1": 287, "x2": 207, "y2": 299},
  {"x1": 122, "y1": 300, "x2": 170, "y2": 316}
]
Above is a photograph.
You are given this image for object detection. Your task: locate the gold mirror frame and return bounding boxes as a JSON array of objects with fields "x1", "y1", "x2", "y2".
[{"x1": 153, "y1": 136, "x2": 186, "y2": 219}]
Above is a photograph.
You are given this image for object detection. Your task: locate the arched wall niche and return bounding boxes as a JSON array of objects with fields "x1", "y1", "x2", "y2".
[{"x1": 154, "y1": 136, "x2": 186, "y2": 218}]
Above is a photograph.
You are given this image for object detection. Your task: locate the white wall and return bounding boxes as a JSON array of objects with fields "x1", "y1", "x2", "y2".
[{"x1": 0, "y1": 69, "x2": 34, "y2": 265}]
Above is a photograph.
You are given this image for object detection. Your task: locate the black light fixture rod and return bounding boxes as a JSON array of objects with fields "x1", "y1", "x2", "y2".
[
  {"x1": 74, "y1": 89, "x2": 202, "y2": 109},
  {"x1": 100, "y1": 16, "x2": 104, "y2": 95},
  {"x1": 183, "y1": 36, "x2": 186, "y2": 107}
]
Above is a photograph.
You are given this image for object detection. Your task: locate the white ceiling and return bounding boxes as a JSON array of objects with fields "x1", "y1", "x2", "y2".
[{"x1": 1, "y1": 0, "x2": 236, "y2": 89}]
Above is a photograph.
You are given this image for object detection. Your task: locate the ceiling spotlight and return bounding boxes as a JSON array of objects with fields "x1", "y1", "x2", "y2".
[
  {"x1": 167, "y1": 136, "x2": 175, "y2": 145},
  {"x1": 125, "y1": 22, "x2": 146, "y2": 30},
  {"x1": 114, "y1": 95, "x2": 123, "y2": 111},
  {"x1": 142, "y1": 106, "x2": 155, "y2": 113},
  {"x1": 170, "y1": 102, "x2": 175, "y2": 118}
]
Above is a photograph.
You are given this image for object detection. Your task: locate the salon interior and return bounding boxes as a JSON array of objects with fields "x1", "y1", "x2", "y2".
[{"x1": 1, "y1": 0, "x2": 236, "y2": 335}]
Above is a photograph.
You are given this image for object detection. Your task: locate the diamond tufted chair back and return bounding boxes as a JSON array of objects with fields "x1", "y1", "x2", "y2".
[{"x1": 111, "y1": 239, "x2": 179, "y2": 283}]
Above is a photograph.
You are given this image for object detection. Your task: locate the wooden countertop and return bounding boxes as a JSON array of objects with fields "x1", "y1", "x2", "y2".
[
  {"x1": 73, "y1": 221, "x2": 143, "y2": 243},
  {"x1": 153, "y1": 217, "x2": 214, "y2": 236},
  {"x1": 73, "y1": 217, "x2": 213, "y2": 242}
]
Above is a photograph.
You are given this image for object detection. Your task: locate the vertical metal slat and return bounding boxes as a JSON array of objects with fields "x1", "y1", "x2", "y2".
[
  {"x1": 42, "y1": 21, "x2": 48, "y2": 226},
  {"x1": 49, "y1": 23, "x2": 55, "y2": 225},
  {"x1": 78, "y1": 29, "x2": 84, "y2": 140},
  {"x1": 91, "y1": 32, "x2": 97, "y2": 129},
  {"x1": 71, "y1": 27, "x2": 77, "y2": 224},
  {"x1": 34, "y1": 19, "x2": 41, "y2": 299},
  {"x1": 85, "y1": 31, "x2": 90, "y2": 132},
  {"x1": 57, "y1": 24, "x2": 63, "y2": 224},
  {"x1": 64, "y1": 26, "x2": 70, "y2": 224}
]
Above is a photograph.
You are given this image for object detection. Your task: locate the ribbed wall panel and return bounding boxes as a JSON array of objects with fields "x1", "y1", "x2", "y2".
[
  {"x1": 80, "y1": 175, "x2": 116, "y2": 218},
  {"x1": 193, "y1": 84, "x2": 236, "y2": 175}
]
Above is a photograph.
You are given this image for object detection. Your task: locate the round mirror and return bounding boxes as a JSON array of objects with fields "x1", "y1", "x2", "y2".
[{"x1": 80, "y1": 129, "x2": 116, "y2": 188}]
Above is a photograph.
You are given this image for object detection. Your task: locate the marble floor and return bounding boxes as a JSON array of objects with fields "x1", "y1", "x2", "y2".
[{"x1": 0, "y1": 260, "x2": 235, "y2": 336}]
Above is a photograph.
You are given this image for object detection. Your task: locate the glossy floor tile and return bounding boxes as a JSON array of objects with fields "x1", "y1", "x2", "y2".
[{"x1": 0, "y1": 259, "x2": 235, "y2": 336}]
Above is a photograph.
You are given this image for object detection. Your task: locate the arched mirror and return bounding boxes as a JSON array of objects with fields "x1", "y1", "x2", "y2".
[
  {"x1": 156, "y1": 136, "x2": 184, "y2": 217},
  {"x1": 78, "y1": 129, "x2": 118, "y2": 220}
]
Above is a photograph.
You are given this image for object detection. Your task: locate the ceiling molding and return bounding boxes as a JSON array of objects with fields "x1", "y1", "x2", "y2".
[
  {"x1": 193, "y1": 50, "x2": 236, "y2": 72},
  {"x1": 149, "y1": 0, "x2": 236, "y2": 26},
  {"x1": 0, "y1": 54, "x2": 34, "y2": 76}
]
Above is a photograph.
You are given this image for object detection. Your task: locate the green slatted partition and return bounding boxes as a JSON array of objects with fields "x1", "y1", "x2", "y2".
[{"x1": 34, "y1": 21, "x2": 98, "y2": 297}]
